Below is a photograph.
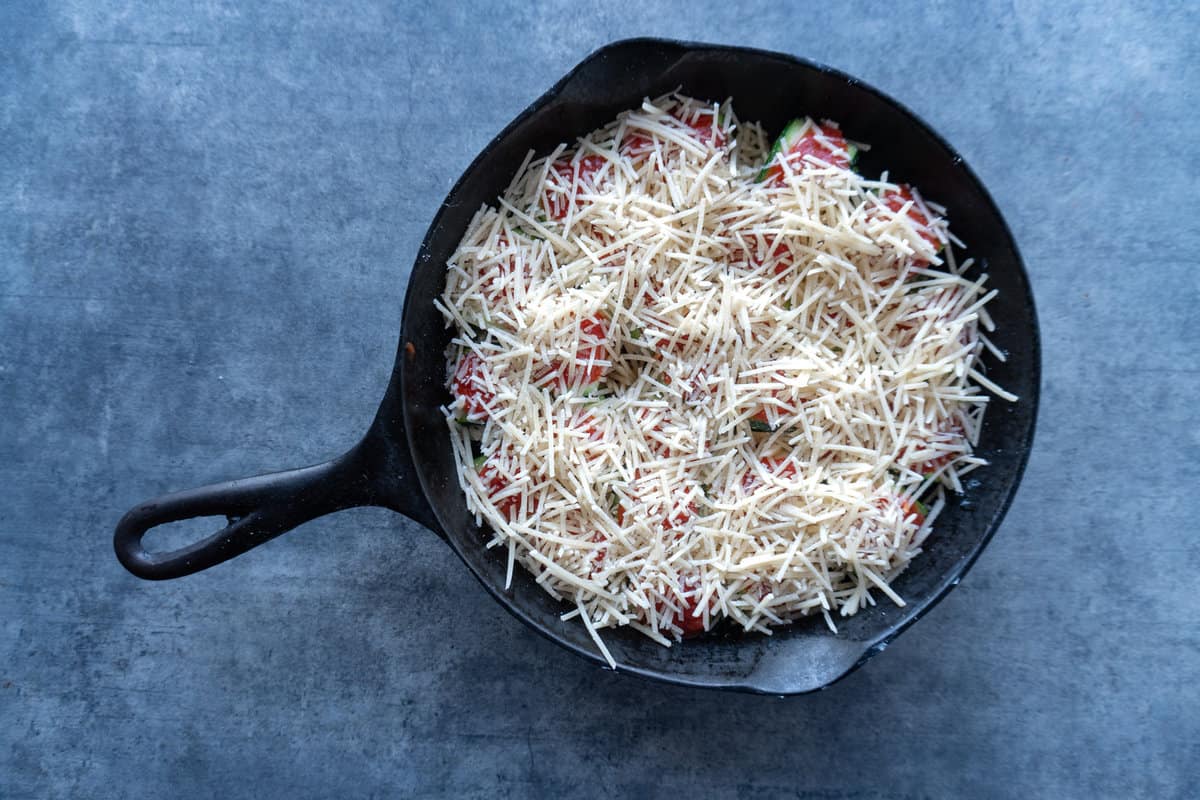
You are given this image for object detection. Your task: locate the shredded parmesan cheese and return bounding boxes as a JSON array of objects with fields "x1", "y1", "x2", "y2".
[{"x1": 437, "y1": 94, "x2": 1013, "y2": 664}]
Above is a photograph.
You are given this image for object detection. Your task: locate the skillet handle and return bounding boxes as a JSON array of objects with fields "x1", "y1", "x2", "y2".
[{"x1": 114, "y1": 442, "x2": 380, "y2": 580}]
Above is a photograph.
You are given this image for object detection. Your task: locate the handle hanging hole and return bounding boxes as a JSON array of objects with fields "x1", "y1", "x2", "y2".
[{"x1": 142, "y1": 516, "x2": 232, "y2": 555}]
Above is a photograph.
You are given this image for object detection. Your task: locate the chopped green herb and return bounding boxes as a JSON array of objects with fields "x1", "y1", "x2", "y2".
[
  {"x1": 630, "y1": 327, "x2": 643, "y2": 340},
  {"x1": 473, "y1": 454, "x2": 487, "y2": 468},
  {"x1": 749, "y1": 419, "x2": 774, "y2": 433}
]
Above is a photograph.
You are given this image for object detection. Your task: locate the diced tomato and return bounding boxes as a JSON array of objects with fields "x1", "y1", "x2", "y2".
[
  {"x1": 656, "y1": 576, "x2": 709, "y2": 637},
  {"x1": 879, "y1": 184, "x2": 941, "y2": 264},
  {"x1": 761, "y1": 121, "x2": 851, "y2": 186},
  {"x1": 576, "y1": 413, "x2": 602, "y2": 440},
  {"x1": 652, "y1": 332, "x2": 693, "y2": 355},
  {"x1": 566, "y1": 410, "x2": 604, "y2": 447},
  {"x1": 620, "y1": 131, "x2": 656, "y2": 163},
  {"x1": 452, "y1": 351, "x2": 494, "y2": 421},
  {"x1": 657, "y1": 363, "x2": 710, "y2": 400},
  {"x1": 571, "y1": 153, "x2": 607, "y2": 183},
  {"x1": 914, "y1": 439, "x2": 961, "y2": 475},
  {"x1": 876, "y1": 494, "x2": 928, "y2": 526},
  {"x1": 827, "y1": 309, "x2": 854, "y2": 332},
  {"x1": 544, "y1": 154, "x2": 608, "y2": 220},
  {"x1": 477, "y1": 456, "x2": 524, "y2": 520},
  {"x1": 662, "y1": 499, "x2": 696, "y2": 532},
  {"x1": 656, "y1": 360, "x2": 707, "y2": 396},
  {"x1": 740, "y1": 456, "x2": 799, "y2": 494},
  {"x1": 674, "y1": 595, "x2": 707, "y2": 637},
  {"x1": 671, "y1": 107, "x2": 728, "y2": 149},
  {"x1": 547, "y1": 313, "x2": 609, "y2": 389},
  {"x1": 621, "y1": 107, "x2": 726, "y2": 165},
  {"x1": 577, "y1": 153, "x2": 608, "y2": 180},
  {"x1": 764, "y1": 242, "x2": 794, "y2": 275},
  {"x1": 588, "y1": 531, "x2": 607, "y2": 575}
]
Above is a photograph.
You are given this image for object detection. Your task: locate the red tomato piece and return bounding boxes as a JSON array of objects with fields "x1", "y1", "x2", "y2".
[
  {"x1": 568, "y1": 410, "x2": 604, "y2": 445},
  {"x1": 879, "y1": 184, "x2": 941, "y2": 264},
  {"x1": 660, "y1": 333, "x2": 693, "y2": 355},
  {"x1": 620, "y1": 131, "x2": 656, "y2": 163},
  {"x1": 478, "y1": 456, "x2": 523, "y2": 520},
  {"x1": 588, "y1": 531, "x2": 607, "y2": 575},
  {"x1": 876, "y1": 494, "x2": 928, "y2": 527},
  {"x1": 656, "y1": 576, "x2": 709, "y2": 637},
  {"x1": 452, "y1": 351, "x2": 494, "y2": 421},
  {"x1": 544, "y1": 154, "x2": 608, "y2": 220},
  {"x1": 822, "y1": 307, "x2": 855, "y2": 333},
  {"x1": 674, "y1": 595, "x2": 707, "y2": 637},
  {"x1": 764, "y1": 242, "x2": 794, "y2": 274},
  {"x1": 740, "y1": 457, "x2": 799, "y2": 494},
  {"x1": 550, "y1": 313, "x2": 609, "y2": 389},
  {"x1": 662, "y1": 499, "x2": 696, "y2": 533},
  {"x1": 762, "y1": 122, "x2": 850, "y2": 186},
  {"x1": 914, "y1": 438, "x2": 961, "y2": 475},
  {"x1": 672, "y1": 107, "x2": 727, "y2": 149}
]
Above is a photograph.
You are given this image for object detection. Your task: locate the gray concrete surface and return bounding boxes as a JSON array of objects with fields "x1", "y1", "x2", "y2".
[{"x1": 2, "y1": 1, "x2": 1197, "y2": 797}]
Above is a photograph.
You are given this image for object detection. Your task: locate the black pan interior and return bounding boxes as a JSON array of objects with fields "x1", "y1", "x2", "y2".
[{"x1": 396, "y1": 39, "x2": 1039, "y2": 694}]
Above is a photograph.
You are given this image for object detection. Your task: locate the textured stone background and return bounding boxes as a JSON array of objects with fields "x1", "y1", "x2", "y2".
[{"x1": 2, "y1": 1, "x2": 1197, "y2": 797}]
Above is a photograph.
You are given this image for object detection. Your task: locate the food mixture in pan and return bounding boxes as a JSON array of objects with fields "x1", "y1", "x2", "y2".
[{"x1": 436, "y1": 94, "x2": 1014, "y2": 665}]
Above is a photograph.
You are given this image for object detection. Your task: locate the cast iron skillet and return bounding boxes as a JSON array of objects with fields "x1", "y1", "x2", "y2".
[{"x1": 114, "y1": 38, "x2": 1039, "y2": 695}]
